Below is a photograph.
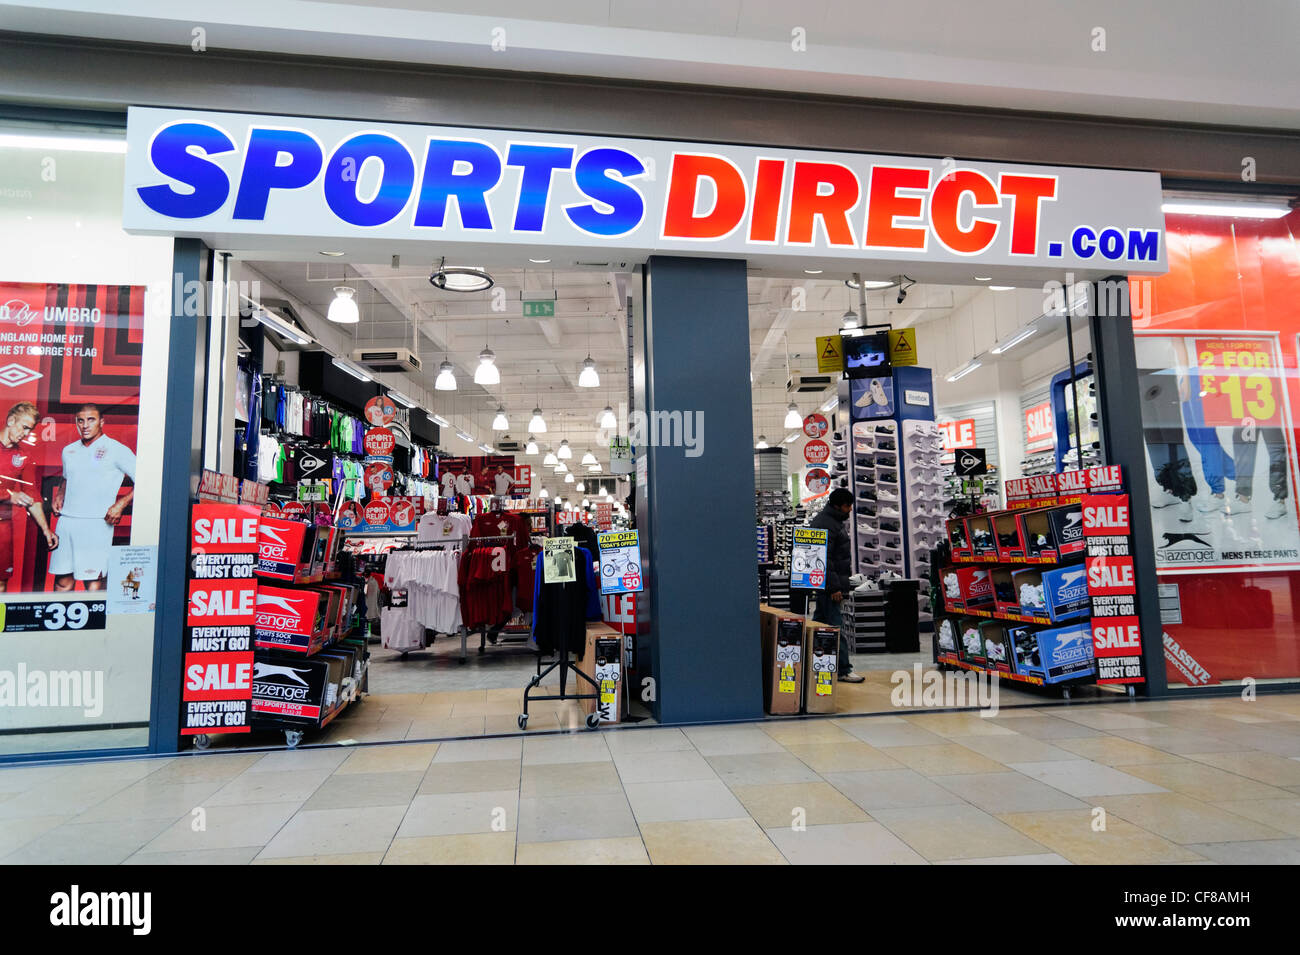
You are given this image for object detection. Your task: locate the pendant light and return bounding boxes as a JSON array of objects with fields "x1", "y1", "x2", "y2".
[
  {"x1": 474, "y1": 347, "x2": 500, "y2": 385},
  {"x1": 564, "y1": 473, "x2": 575, "y2": 484},
  {"x1": 755, "y1": 435, "x2": 769, "y2": 449},
  {"x1": 543, "y1": 447, "x2": 557, "y2": 466},
  {"x1": 539, "y1": 488, "x2": 549, "y2": 499},
  {"x1": 784, "y1": 401, "x2": 802, "y2": 429},
  {"x1": 492, "y1": 406, "x2": 508, "y2": 431},
  {"x1": 582, "y1": 498, "x2": 590, "y2": 508},
  {"x1": 327, "y1": 286, "x2": 359, "y2": 324},
  {"x1": 525, "y1": 436, "x2": 539, "y2": 455},
  {"x1": 557, "y1": 439, "x2": 572, "y2": 460},
  {"x1": 599, "y1": 405, "x2": 617, "y2": 429},
  {"x1": 577, "y1": 318, "x2": 599, "y2": 387},
  {"x1": 576, "y1": 481, "x2": 585, "y2": 493},
  {"x1": 435, "y1": 358, "x2": 457, "y2": 391},
  {"x1": 580, "y1": 450, "x2": 597, "y2": 466},
  {"x1": 527, "y1": 373, "x2": 546, "y2": 432},
  {"x1": 587, "y1": 463, "x2": 602, "y2": 472},
  {"x1": 554, "y1": 462, "x2": 567, "y2": 474}
]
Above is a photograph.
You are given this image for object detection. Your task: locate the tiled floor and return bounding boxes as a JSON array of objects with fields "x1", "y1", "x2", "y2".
[{"x1": 6, "y1": 693, "x2": 1300, "y2": 864}]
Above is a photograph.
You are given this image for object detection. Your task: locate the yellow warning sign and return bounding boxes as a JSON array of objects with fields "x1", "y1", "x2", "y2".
[
  {"x1": 816, "y1": 335, "x2": 843, "y2": 373},
  {"x1": 889, "y1": 328, "x2": 917, "y2": 366}
]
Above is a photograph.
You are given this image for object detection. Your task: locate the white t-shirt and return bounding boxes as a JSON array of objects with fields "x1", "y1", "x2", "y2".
[
  {"x1": 493, "y1": 471, "x2": 515, "y2": 496},
  {"x1": 61, "y1": 434, "x2": 136, "y2": 519},
  {"x1": 455, "y1": 473, "x2": 474, "y2": 496},
  {"x1": 440, "y1": 471, "x2": 458, "y2": 495}
]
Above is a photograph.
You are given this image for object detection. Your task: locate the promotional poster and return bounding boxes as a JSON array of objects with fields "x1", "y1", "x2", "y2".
[
  {"x1": 0, "y1": 282, "x2": 143, "y2": 595},
  {"x1": 597, "y1": 530, "x2": 642, "y2": 595},
  {"x1": 437, "y1": 454, "x2": 518, "y2": 496}
]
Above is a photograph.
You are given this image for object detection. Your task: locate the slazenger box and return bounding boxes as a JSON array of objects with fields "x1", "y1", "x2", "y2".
[
  {"x1": 1016, "y1": 507, "x2": 1060, "y2": 562},
  {"x1": 254, "y1": 585, "x2": 326, "y2": 654},
  {"x1": 1008, "y1": 626, "x2": 1044, "y2": 679},
  {"x1": 942, "y1": 566, "x2": 993, "y2": 611},
  {"x1": 1010, "y1": 568, "x2": 1050, "y2": 620},
  {"x1": 1045, "y1": 503, "x2": 1087, "y2": 562},
  {"x1": 966, "y1": 515, "x2": 998, "y2": 559},
  {"x1": 803, "y1": 623, "x2": 838, "y2": 713},
  {"x1": 251, "y1": 652, "x2": 332, "y2": 725},
  {"x1": 957, "y1": 617, "x2": 986, "y2": 666},
  {"x1": 1035, "y1": 623, "x2": 1096, "y2": 683},
  {"x1": 256, "y1": 516, "x2": 313, "y2": 581},
  {"x1": 992, "y1": 510, "x2": 1028, "y2": 560},
  {"x1": 935, "y1": 615, "x2": 959, "y2": 655},
  {"x1": 946, "y1": 518, "x2": 972, "y2": 559},
  {"x1": 989, "y1": 566, "x2": 1020, "y2": 615},
  {"x1": 1039, "y1": 565, "x2": 1091, "y2": 622},
  {"x1": 977, "y1": 621, "x2": 1012, "y2": 673}
]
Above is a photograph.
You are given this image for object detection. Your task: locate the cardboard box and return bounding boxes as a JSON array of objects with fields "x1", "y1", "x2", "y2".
[
  {"x1": 254, "y1": 584, "x2": 327, "y2": 654},
  {"x1": 977, "y1": 621, "x2": 1012, "y2": 673},
  {"x1": 1045, "y1": 504, "x2": 1087, "y2": 562},
  {"x1": 251, "y1": 651, "x2": 333, "y2": 725},
  {"x1": 957, "y1": 616, "x2": 986, "y2": 666},
  {"x1": 992, "y1": 510, "x2": 1027, "y2": 560},
  {"x1": 1036, "y1": 623, "x2": 1096, "y2": 683},
  {"x1": 940, "y1": 566, "x2": 994, "y2": 611},
  {"x1": 804, "y1": 622, "x2": 838, "y2": 713},
  {"x1": 1008, "y1": 626, "x2": 1044, "y2": 679},
  {"x1": 935, "y1": 616, "x2": 960, "y2": 655},
  {"x1": 256, "y1": 516, "x2": 315, "y2": 581},
  {"x1": 989, "y1": 566, "x2": 1020, "y2": 615},
  {"x1": 760, "y1": 607, "x2": 805, "y2": 715},
  {"x1": 946, "y1": 518, "x2": 972, "y2": 558},
  {"x1": 578, "y1": 621, "x2": 624, "y2": 723},
  {"x1": 1011, "y1": 567, "x2": 1090, "y2": 622},
  {"x1": 966, "y1": 515, "x2": 998, "y2": 559}
]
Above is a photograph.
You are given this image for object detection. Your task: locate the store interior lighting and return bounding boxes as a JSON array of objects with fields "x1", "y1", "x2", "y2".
[
  {"x1": 474, "y1": 346, "x2": 501, "y2": 385},
  {"x1": 539, "y1": 488, "x2": 549, "y2": 499},
  {"x1": 599, "y1": 406, "x2": 617, "y2": 429},
  {"x1": 0, "y1": 131, "x2": 127, "y2": 153},
  {"x1": 525, "y1": 436, "x2": 539, "y2": 455},
  {"x1": 492, "y1": 407, "x2": 508, "y2": 430},
  {"x1": 841, "y1": 309, "x2": 859, "y2": 329},
  {"x1": 576, "y1": 481, "x2": 585, "y2": 492},
  {"x1": 435, "y1": 360, "x2": 457, "y2": 391},
  {"x1": 429, "y1": 258, "x2": 494, "y2": 292},
  {"x1": 429, "y1": 413, "x2": 450, "y2": 427},
  {"x1": 557, "y1": 440, "x2": 572, "y2": 459},
  {"x1": 543, "y1": 448, "x2": 558, "y2": 466},
  {"x1": 327, "y1": 286, "x2": 359, "y2": 324},
  {"x1": 455, "y1": 429, "x2": 473, "y2": 442},
  {"x1": 821, "y1": 396, "x2": 839, "y2": 413},
  {"x1": 784, "y1": 433, "x2": 799, "y2": 443},
  {"x1": 990, "y1": 324, "x2": 1040, "y2": 355},
  {"x1": 331, "y1": 356, "x2": 371, "y2": 382},
  {"x1": 783, "y1": 402, "x2": 802, "y2": 429},
  {"x1": 580, "y1": 450, "x2": 597, "y2": 465},
  {"x1": 386, "y1": 389, "x2": 416, "y2": 408},
  {"x1": 844, "y1": 277, "x2": 896, "y2": 290},
  {"x1": 528, "y1": 407, "x2": 547, "y2": 433},
  {"x1": 1161, "y1": 194, "x2": 1293, "y2": 219},
  {"x1": 578, "y1": 356, "x2": 600, "y2": 388},
  {"x1": 587, "y1": 463, "x2": 602, "y2": 472},
  {"x1": 252, "y1": 307, "x2": 313, "y2": 346},
  {"x1": 755, "y1": 435, "x2": 769, "y2": 449},
  {"x1": 946, "y1": 359, "x2": 983, "y2": 382},
  {"x1": 564, "y1": 473, "x2": 575, "y2": 483}
]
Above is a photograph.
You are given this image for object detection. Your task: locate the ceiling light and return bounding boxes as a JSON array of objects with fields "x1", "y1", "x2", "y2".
[
  {"x1": 557, "y1": 440, "x2": 572, "y2": 459},
  {"x1": 492, "y1": 407, "x2": 508, "y2": 431},
  {"x1": 841, "y1": 309, "x2": 859, "y2": 329},
  {"x1": 578, "y1": 356, "x2": 600, "y2": 388},
  {"x1": 318, "y1": 251, "x2": 345, "y2": 257},
  {"x1": 253, "y1": 307, "x2": 312, "y2": 346},
  {"x1": 803, "y1": 269, "x2": 823, "y2": 275},
  {"x1": 820, "y1": 396, "x2": 839, "y2": 413},
  {"x1": 528, "y1": 407, "x2": 547, "y2": 433},
  {"x1": 474, "y1": 346, "x2": 500, "y2": 385},
  {"x1": 946, "y1": 360, "x2": 983, "y2": 382},
  {"x1": 429, "y1": 259, "x2": 494, "y2": 293},
  {"x1": 0, "y1": 132, "x2": 126, "y2": 153},
  {"x1": 587, "y1": 463, "x2": 602, "y2": 472},
  {"x1": 543, "y1": 449, "x2": 557, "y2": 466},
  {"x1": 455, "y1": 429, "x2": 474, "y2": 442},
  {"x1": 582, "y1": 498, "x2": 590, "y2": 508},
  {"x1": 529, "y1": 258, "x2": 552, "y2": 264},
  {"x1": 430, "y1": 413, "x2": 450, "y2": 427},
  {"x1": 554, "y1": 462, "x2": 567, "y2": 473},
  {"x1": 1161, "y1": 196, "x2": 1293, "y2": 219},
  {"x1": 783, "y1": 402, "x2": 802, "y2": 429},
  {"x1": 844, "y1": 278, "x2": 895, "y2": 290},
  {"x1": 599, "y1": 406, "x2": 617, "y2": 429},
  {"x1": 576, "y1": 482, "x2": 586, "y2": 493},
  {"x1": 386, "y1": 390, "x2": 416, "y2": 408},
  {"x1": 331, "y1": 356, "x2": 370, "y2": 382},
  {"x1": 327, "y1": 286, "x2": 359, "y2": 324},
  {"x1": 539, "y1": 488, "x2": 549, "y2": 499},
  {"x1": 478, "y1": 443, "x2": 495, "y2": 453},
  {"x1": 975, "y1": 276, "x2": 992, "y2": 282},
  {"x1": 990, "y1": 325, "x2": 1040, "y2": 355},
  {"x1": 565, "y1": 473, "x2": 575, "y2": 484},
  {"x1": 525, "y1": 436, "x2": 539, "y2": 455},
  {"x1": 581, "y1": 450, "x2": 597, "y2": 465},
  {"x1": 755, "y1": 435, "x2": 769, "y2": 449},
  {"x1": 988, "y1": 285, "x2": 1015, "y2": 291},
  {"x1": 435, "y1": 360, "x2": 457, "y2": 391},
  {"x1": 784, "y1": 433, "x2": 799, "y2": 444}
]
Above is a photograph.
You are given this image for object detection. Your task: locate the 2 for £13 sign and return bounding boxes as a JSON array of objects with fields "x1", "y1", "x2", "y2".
[{"x1": 1194, "y1": 338, "x2": 1283, "y2": 428}]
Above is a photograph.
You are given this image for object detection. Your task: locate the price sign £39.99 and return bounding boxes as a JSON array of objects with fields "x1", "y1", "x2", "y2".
[
  {"x1": 791, "y1": 527, "x2": 828, "y2": 590},
  {"x1": 0, "y1": 600, "x2": 107, "y2": 632}
]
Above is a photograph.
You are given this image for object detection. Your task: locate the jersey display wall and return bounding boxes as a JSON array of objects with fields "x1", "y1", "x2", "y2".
[
  {"x1": 1133, "y1": 209, "x2": 1300, "y2": 685},
  {"x1": 0, "y1": 281, "x2": 142, "y2": 594}
]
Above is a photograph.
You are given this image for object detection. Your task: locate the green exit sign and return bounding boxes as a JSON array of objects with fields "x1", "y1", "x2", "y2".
[{"x1": 522, "y1": 300, "x2": 555, "y2": 318}]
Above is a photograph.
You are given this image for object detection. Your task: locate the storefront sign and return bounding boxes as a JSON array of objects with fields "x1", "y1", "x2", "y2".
[
  {"x1": 790, "y1": 526, "x2": 828, "y2": 590},
  {"x1": 597, "y1": 530, "x2": 642, "y2": 594},
  {"x1": 1083, "y1": 492, "x2": 1145, "y2": 685},
  {"x1": 937, "y1": 418, "x2": 977, "y2": 451},
  {"x1": 123, "y1": 108, "x2": 1167, "y2": 276},
  {"x1": 181, "y1": 501, "x2": 259, "y2": 735},
  {"x1": 1024, "y1": 400, "x2": 1055, "y2": 450},
  {"x1": 888, "y1": 328, "x2": 917, "y2": 366},
  {"x1": 199, "y1": 469, "x2": 240, "y2": 504},
  {"x1": 1057, "y1": 464, "x2": 1124, "y2": 502}
]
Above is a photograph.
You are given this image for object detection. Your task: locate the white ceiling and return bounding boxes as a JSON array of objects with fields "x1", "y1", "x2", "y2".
[{"x1": 3, "y1": 0, "x2": 1297, "y2": 128}]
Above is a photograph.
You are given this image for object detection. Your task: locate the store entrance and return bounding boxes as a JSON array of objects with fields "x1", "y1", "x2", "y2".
[
  {"x1": 200, "y1": 254, "x2": 640, "y2": 748},
  {"x1": 750, "y1": 272, "x2": 1119, "y2": 713}
]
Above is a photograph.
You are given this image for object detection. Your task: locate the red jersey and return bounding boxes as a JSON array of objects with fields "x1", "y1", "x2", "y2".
[{"x1": 0, "y1": 438, "x2": 35, "y2": 521}]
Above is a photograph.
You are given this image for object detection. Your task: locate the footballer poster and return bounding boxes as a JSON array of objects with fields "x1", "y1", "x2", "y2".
[{"x1": 0, "y1": 282, "x2": 143, "y2": 595}]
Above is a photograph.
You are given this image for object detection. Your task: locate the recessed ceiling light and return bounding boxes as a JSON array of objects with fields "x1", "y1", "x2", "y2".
[
  {"x1": 844, "y1": 278, "x2": 895, "y2": 290},
  {"x1": 803, "y1": 269, "x2": 823, "y2": 275},
  {"x1": 988, "y1": 285, "x2": 1015, "y2": 291},
  {"x1": 319, "y1": 251, "x2": 345, "y2": 257},
  {"x1": 529, "y1": 258, "x2": 552, "y2": 264},
  {"x1": 975, "y1": 276, "x2": 992, "y2": 282}
]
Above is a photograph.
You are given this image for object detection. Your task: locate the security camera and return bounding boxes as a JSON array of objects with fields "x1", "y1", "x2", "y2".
[{"x1": 897, "y1": 288, "x2": 908, "y2": 305}]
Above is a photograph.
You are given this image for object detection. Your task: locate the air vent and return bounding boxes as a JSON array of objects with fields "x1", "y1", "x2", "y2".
[
  {"x1": 351, "y1": 348, "x2": 422, "y2": 374},
  {"x1": 788, "y1": 372, "x2": 836, "y2": 394},
  {"x1": 497, "y1": 439, "x2": 524, "y2": 453},
  {"x1": 574, "y1": 261, "x2": 611, "y2": 268}
]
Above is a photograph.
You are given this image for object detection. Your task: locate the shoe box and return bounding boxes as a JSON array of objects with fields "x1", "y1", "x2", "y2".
[
  {"x1": 977, "y1": 621, "x2": 1012, "y2": 673},
  {"x1": 946, "y1": 518, "x2": 973, "y2": 559},
  {"x1": 940, "y1": 566, "x2": 994, "y2": 611},
  {"x1": 254, "y1": 584, "x2": 330, "y2": 654},
  {"x1": 803, "y1": 621, "x2": 838, "y2": 714},
  {"x1": 1034, "y1": 622, "x2": 1096, "y2": 683},
  {"x1": 1011, "y1": 566, "x2": 1090, "y2": 622},
  {"x1": 957, "y1": 616, "x2": 986, "y2": 666},
  {"x1": 992, "y1": 510, "x2": 1028, "y2": 560},
  {"x1": 989, "y1": 566, "x2": 1021, "y2": 615},
  {"x1": 759, "y1": 605, "x2": 805, "y2": 715},
  {"x1": 965, "y1": 514, "x2": 999, "y2": 559},
  {"x1": 1019, "y1": 503, "x2": 1086, "y2": 563},
  {"x1": 935, "y1": 615, "x2": 959, "y2": 655},
  {"x1": 1008, "y1": 625, "x2": 1044, "y2": 679}
]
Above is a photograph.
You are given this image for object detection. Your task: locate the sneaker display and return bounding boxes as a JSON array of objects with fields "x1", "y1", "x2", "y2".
[
  {"x1": 1151, "y1": 489, "x2": 1182, "y2": 509},
  {"x1": 1195, "y1": 493, "x2": 1226, "y2": 513},
  {"x1": 1177, "y1": 500, "x2": 1194, "y2": 523},
  {"x1": 1267, "y1": 498, "x2": 1289, "y2": 520},
  {"x1": 1230, "y1": 495, "x2": 1252, "y2": 515}
]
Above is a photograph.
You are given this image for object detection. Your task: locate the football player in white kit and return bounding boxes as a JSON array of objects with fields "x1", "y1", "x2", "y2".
[{"x1": 51, "y1": 404, "x2": 136, "y2": 592}]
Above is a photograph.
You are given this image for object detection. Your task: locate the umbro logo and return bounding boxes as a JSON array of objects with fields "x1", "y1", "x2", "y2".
[{"x1": 0, "y1": 363, "x2": 42, "y2": 387}]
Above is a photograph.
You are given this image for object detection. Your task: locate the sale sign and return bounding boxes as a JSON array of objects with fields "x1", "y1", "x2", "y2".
[
  {"x1": 1024, "y1": 401, "x2": 1054, "y2": 450},
  {"x1": 181, "y1": 495, "x2": 258, "y2": 735},
  {"x1": 938, "y1": 418, "x2": 976, "y2": 451},
  {"x1": 1194, "y1": 338, "x2": 1283, "y2": 427},
  {"x1": 1082, "y1": 491, "x2": 1144, "y2": 685}
]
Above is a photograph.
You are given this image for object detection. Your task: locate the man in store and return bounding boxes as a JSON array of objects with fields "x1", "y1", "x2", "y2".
[
  {"x1": 0, "y1": 401, "x2": 59, "y2": 591},
  {"x1": 810, "y1": 487, "x2": 865, "y2": 683},
  {"x1": 51, "y1": 403, "x2": 136, "y2": 592}
]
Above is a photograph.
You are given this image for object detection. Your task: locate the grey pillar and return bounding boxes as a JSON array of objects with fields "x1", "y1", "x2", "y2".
[
  {"x1": 147, "y1": 239, "x2": 212, "y2": 751},
  {"x1": 638, "y1": 256, "x2": 764, "y2": 723},
  {"x1": 1089, "y1": 276, "x2": 1169, "y2": 696}
]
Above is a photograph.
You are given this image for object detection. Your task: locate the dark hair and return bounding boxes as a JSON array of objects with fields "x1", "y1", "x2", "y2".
[
  {"x1": 75, "y1": 403, "x2": 104, "y2": 417},
  {"x1": 828, "y1": 488, "x2": 854, "y2": 509}
]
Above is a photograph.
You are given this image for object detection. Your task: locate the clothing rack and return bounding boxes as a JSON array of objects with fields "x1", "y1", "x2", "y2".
[
  {"x1": 520, "y1": 545, "x2": 601, "y2": 731},
  {"x1": 464, "y1": 534, "x2": 529, "y2": 655}
]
